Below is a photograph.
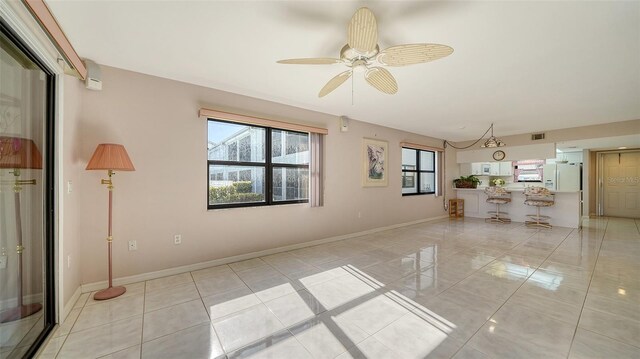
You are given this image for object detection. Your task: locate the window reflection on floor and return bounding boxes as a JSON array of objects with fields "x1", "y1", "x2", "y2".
[{"x1": 41, "y1": 217, "x2": 640, "y2": 358}]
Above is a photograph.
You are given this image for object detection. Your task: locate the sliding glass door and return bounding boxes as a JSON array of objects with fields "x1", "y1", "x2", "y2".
[{"x1": 0, "y1": 20, "x2": 55, "y2": 358}]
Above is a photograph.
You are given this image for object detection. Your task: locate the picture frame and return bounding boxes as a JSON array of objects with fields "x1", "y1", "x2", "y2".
[{"x1": 363, "y1": 138, "x2": 388, "y2": 187}]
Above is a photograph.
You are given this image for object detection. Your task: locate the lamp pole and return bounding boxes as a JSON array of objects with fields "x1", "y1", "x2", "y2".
[
  {"x1": 93, "y1": 170, "x2": 126, "y2": 300},
  {"x1": 0, "y1": 170, "x2": 42, "y2": 323}
]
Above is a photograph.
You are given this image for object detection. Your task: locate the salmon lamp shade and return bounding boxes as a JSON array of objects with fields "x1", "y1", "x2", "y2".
[
  {"x1": 86, "y1": 144, "x2": 135, "y2": 171},
  {"x1": 0, "y1": 137, "x2": 43, "y2": 169}
]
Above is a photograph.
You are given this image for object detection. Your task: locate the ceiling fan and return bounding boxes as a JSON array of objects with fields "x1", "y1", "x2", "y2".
[{"x1": 277, "y1": 7, "x2": 454, "y2": 98}]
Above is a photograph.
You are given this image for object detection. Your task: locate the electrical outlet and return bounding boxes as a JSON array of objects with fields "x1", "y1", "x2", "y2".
[
  {"x1": 174, "y1": 235, "x2": 182, "y2": 245},
  {"x1": 128, "y1": 240, "x2": 137, "y2": 251},
  {"x1": 67, "y1": 255, "x2": 71, "y2": 269},
  {"x1": 67, "y1": 180, "x2": 73, "y2": 194},
  {"x1": 0, "y1": 255, "x2": 7, "y2": 269}
]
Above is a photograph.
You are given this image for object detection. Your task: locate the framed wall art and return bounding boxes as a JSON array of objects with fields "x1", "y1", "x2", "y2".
[{"x1": 363, "y1": 138, "x2": 388, "y2": 187}]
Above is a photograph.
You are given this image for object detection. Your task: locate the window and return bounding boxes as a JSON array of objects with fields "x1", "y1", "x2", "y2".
[
  {"x1": 272, "y1": 130, "x2": 282, "y2": 157},
  {"x1": 227, "y1": 142, "x2": 237, "y2": 161},
  {"x1": 238, "y1": 136, "x2": 251, "y2": 162},
  {"x1": 208, "y1": 119, "x2": 309, "y2": 208},
  {"x1": 285, "y1": 131, "x2": 309, "y2": 155},
  {"x1": 402, "y1": 147, "x2": 436, "y2": 195}
]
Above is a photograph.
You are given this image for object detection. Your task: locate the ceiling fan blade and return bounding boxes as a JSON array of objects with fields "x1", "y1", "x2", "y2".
[
  {"x1": 378, "y1": 44, "x2": 454, "y2": 66},
  {"x1": 319, "y1": 70, "x2": 352, "y2": 98},
  {"x1": 348, "y1": 7, "x2": 378, "y2": 53},
  {"x1": 277, "y1": 58, "x2": 342, "y2": 65},
  {"x1": 365, "y1": 67, "x2": 398, "y2": 94}
]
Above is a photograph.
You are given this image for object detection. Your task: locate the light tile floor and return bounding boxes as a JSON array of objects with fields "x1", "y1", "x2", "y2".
[{"x1": 33, "y1": 217, "x2": 640, "y2": 358}]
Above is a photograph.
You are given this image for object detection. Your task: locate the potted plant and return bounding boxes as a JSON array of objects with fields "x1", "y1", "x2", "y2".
[{"x1": 453, "y1": 175, "x2": 480, "y2": 188}]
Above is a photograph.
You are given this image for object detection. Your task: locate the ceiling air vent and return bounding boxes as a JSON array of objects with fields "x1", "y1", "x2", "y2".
[{"x1": 531, "y1": 133, "x2": 545, "y2": 141}]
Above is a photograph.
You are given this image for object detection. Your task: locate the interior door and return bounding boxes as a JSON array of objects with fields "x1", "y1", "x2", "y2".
[{"x1": 603, "y1": 151, "x2": 640, "y2": 218}]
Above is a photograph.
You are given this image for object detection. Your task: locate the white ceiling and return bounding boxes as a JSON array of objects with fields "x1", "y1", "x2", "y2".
[
  {"x1": 47, "y1": 1, "x2": 640, "y2": 141},
  {"x1": 556, "y1": 134, "x2": 640, "y2": 153}
]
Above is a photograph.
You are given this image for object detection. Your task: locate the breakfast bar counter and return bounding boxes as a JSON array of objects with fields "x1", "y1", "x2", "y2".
[{"x1": 453, "y1": 188, "x2": 582, "y2": 228}]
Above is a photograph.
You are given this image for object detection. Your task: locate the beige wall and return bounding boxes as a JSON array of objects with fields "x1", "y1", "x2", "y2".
[
  {"x1": 455, "y1": 119, "x2": 640, "y2": 148},
  {"x1": 61, "y1": 66, "x2": 448, "y2": 292},
  {"x1": 61, "y1": 76, "x2": 84, "y2": 306}
]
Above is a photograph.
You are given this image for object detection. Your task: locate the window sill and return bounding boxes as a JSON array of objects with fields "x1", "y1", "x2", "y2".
[{"x1": 208, "y1": 200, "x2": 309, "y2": 210}]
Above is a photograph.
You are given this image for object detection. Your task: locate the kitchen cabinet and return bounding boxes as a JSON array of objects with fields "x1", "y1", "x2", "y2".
[
  {"x1": 459, "y1": 163, "x2": 472, "y2": 176},
  {"x1": 490, "y1": 162, "x2": 500, "y2": 175},
  {"x1": 471, "y1": 163, "x2": 482, "y2": 175},
  {"x1": 554, "y1": 152, "x2": 583, "y2": 164},
  {"x1": 499, "y1": 161, "x2": 513, "y2": 176},
  {"x1": 461, "y1": 161, "x2": 513, "y2": 176}
]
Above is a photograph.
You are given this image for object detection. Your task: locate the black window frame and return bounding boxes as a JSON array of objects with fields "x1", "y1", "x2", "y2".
[
  {"x1": 207, "y1": 118, "x2": 309, "y2": 209},
  {"x1": 402, "y1": 147, "x2": 436, "y2": 196}
]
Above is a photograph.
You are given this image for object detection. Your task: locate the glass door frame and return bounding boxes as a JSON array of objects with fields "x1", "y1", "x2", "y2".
[{"x1": 0, "y1": 18, "x2": 56, "y2": 358}]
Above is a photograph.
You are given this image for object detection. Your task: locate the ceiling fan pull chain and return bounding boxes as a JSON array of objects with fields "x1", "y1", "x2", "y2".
[{"x1": 351, "y1": 72, "x2": 354, "y2": 105}]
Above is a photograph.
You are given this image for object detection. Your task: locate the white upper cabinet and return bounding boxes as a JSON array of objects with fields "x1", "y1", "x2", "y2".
[
  {"x1": 499, "y1": 161, "x2": 513, "y2": 176},
  {"x1": 460, "y1": 161, "x2": 513, "y2": 176},
  {"x1": 459, "y1": 163, "x2": 472, "y2": 176},
  {"x1": 489, "y1": 162, "x2": 500, "y2": 175},
  {"x1": 471, "y1": 163, "x2": 482, "y2": 175}
]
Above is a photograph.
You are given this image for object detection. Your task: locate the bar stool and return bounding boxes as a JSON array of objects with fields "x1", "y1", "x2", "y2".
[
  {"x1": 524, "y1": 187, "x2": 555, "y2": 229},
  {"x1": 484, "y1": 187, "x2": 511, "y2": 224}
]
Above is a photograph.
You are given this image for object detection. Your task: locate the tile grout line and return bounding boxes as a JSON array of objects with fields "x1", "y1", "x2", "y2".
[
  {"x1": 43, "y1": 219, "x2": 608, "y2": 359},
  {"x1": 449, "y1": 226, "x2": 578, "y2": 358},
  {"x1": 336, "y1": 222, "x2": 540, "y2": 357},
  {"x1": 53, "y1": 292, "x2": 95, "y2": 359},
  {"x1": 139, "y1": 282, "x2": 147, "y2": 359},
  {"x1": 51, "y1": 305, "x2": 81, "y2": 358},
  {"x1": 54, "y1": 291, "x2": 142, "y2": 358},
  {"x1": 577, "y1": 326, "x2": 640, "y2": 350},
  {"x1": 565, "y1": 218, "x2": 640, "y2": 351},
  {"x1": 565, "y1": 218, "x2": 608, "y2": 359},
  {"x1": 189, "y1": 270, "x2": 228, "y2": 358}
]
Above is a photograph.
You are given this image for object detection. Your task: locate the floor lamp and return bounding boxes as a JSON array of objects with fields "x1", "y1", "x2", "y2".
[
  {"x1": 86, "y1": 143, "x2": 135, "y2": 300},
  {"x1": 0, "y1": 137, "x2": 43, "y2": 323}
]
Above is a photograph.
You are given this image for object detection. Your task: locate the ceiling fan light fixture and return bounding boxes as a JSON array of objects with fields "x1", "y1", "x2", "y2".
[{"x1": 352, "y1": 60, "x2": 368, "y2": 73}]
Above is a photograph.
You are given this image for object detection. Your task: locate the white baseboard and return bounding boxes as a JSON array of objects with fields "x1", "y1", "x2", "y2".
[{"x1": 81, "y1": 215, "x2": 448, "y2": 293}]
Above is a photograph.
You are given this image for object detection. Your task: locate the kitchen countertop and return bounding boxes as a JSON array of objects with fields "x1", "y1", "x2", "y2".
[{"x1": 452, "y1": 187, "x2": 582, "y2": 228}]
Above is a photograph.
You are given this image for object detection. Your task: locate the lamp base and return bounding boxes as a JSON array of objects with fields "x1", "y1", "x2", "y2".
[
  {"x1": 93, "y1": 286, "x2": 126, "y2": 301},
  {"x1": 0, "y1": 303, "x2": 43, "y2": 323}
]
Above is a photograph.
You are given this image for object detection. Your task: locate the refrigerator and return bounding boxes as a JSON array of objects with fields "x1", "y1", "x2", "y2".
[{"x1": 542, "y1": 164, "x2": 581, "y2": 191}]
